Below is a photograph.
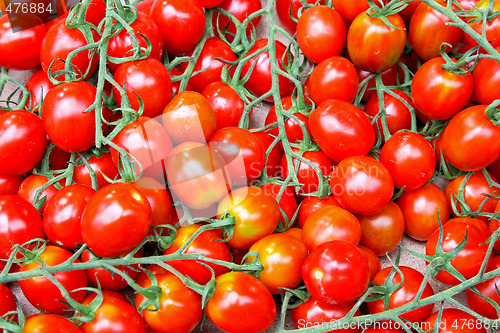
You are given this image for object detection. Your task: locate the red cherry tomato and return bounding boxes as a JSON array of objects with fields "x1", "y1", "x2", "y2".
[
  {"x1": 197, "y1": 0, "x2": 223, "y2": 8},
  {"x1": 358, "y1": 245, "x2": 382, "y2": 281},
  {"x1": 473, "y1": 48, "x2": 500, "y2": 105},
  {"x1": 330, "y1": 0, "x2": 369, "y2": 23},
  {"x1": 423, "y1": 308, "x2": 487, "y2": 333},
  {"x1": 17, "y1": 174, "x2": 58, "y2": 213},
  {"x1": 276, "y1": 0, "x2": 322, "y2": 34},
  {"x1": 253, "y1": 129, "x2": 284, "y2": 178},
  {"x1": 0, "y1": 284, "x2": 17, "y2": 322},
  {"x1": 206, "y1": 272, "x2": 277, "y2": 333},
  {"x1": 23, "y1": 314, "x2": 82, "y2": 333},
  {"x1": 357, "y1": 59, "x2": 406, "y2": 102},
  {"x1": 466, "y1": 256, "x2": 500, "y2": 319},
  {"x1": 73, "y1": 153, "x2": 119, "y2": 189},
  {"x1": 212, "y1": 0, "x2": 262, "y2": 42},
  {"x1": 25, "y1": 70, "x2": 55, "y2": 110},
  {"x1": 465, "y1": 0, "x2": 500, "y2": 50},
  {"x1": 310, "y1": 100, "x2": 375, "y2": 163},
  {"x1": 19, "y1": 245, "x2": 88, "y2": 314},
  {"x1": 265, "y1": 96, "x2": 311, "y2": 143},
  {"x1": 298, "y1": 195, "x2": 339, "y2": 228},
  {"x1": 202, "y1": 82, "x2": 247, "y2": 131},
  {"x1": 134, "y1": 177, "x2": 172, "y2": 234},
  {"x1": 260, "y1": 183, "x2": 298, "y2": 228},
  {"x1": 0, "y1": 173, "x2": 22, "y2": 196},
  {"x1": 330, "y1": 155, "x2": 394, "y2": 215}
]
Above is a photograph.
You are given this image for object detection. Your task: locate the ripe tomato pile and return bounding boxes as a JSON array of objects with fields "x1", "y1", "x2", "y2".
[{"x1": 1, "y1": 0, "x2": 500, "y2": 332}]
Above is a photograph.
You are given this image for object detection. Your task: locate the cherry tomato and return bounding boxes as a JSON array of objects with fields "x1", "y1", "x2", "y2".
[
  {"x1": 170, "y1": 68, "x2": 192, "y2": 95},
  {"x1": 330, "y1": 0, "x2": 369, "y2": 24},
  {"x1": 330, "y1": 156, "x2": 394, "y2": 215},
  {"x1": 310, "y1": 100, "x2": 374, "y2": 163},
  {"x1": 150, "y1": 0, "x2": 205, "y2": 53},
  {"x1": 201, "y1": 82, "x2": 246, "y2": 131},
  {"x1": 197, "y1": 0, "x2": 223, "y2": 8},
  {"x1": 305, "y1": 56, "x2": 359, "y2": 105},
  {"x1": 23, "y1": 314, "x2": 82, "y2": 333},
  {"x1": 409, "y1": 2, "x2": 464, "y2": 60},
  {"x1": 298, "y1": 195, "x2": 339, "y2": 228},
  {"x1": 0, "y1": 194, "x2": 44, "y2": 260},
  {"x1": 302, "y1": 240, "x2": 370, "y2": 305},
  {"x1": 260, "y1": 183, "x2": 298, "y2": 228},
  {"x1": 412, "y1": 57, "x2": 474, "y2": 120},
  {"x1": 380, "y1": 132, "x2": 435, "y2": 191},
  {"x1": 81, "y1": 291, "x2": 147, "y2": 333},
  {"x1": 265, "y1": 96, "x2": 311, "y2": 143},
  {"x1": 0, "y1": 14, "x2": 46, "y2": 70},
  {"x1": 357, "y1": 59, "x2": 406, "y2": 102},
  {"x1": 396, "y1": 183, "x2": 449, "y2": 241},
  {"x1": 368, "y1": 266, "x2": 435, "y2": 323},
  {"x1": 212, "y1": 0, "x2": 262, "y2": 42},
  {"x1": 25, "y1": 70, "x2": 55, "y2": 110},
  {"x1": 426, "y1": 220, "x2": 491, "y2": 285},
  {"x1": 113, "y1": 58, "x2": 172, "y2": 118},
  {"x1": 297, "y1": 6, "x2": 346, "y2": 63},
  {"x1": 206, "y1": 272, "x2": 277, "y2": 333},
  {"x1": 19, "y1": 245, "x2": 87, "y2": 314},
  {"x1": 247, "y1": 233, "x2": 308, "y2": 293},
  {"x1": 364, "y1": 90, "x2": 413, "y2": 140},
  {"x1": 280, "y1": 148, "x2": 335, "y2": 195},
  {"x1": 358, "y1": 245, "x2": 382, "y2": 281},
  {"x1": 473, "y1": 48, "x2": 500, "y2": 105},
  {"x1": 42, "y1": 81, "x2": 98, "y2": 152},
  {"x1": 134, "y1": 177, "x2": 172, "y2": 234},
  {"x1": 81, "y1": 183, "x2": 152, "y2": 257},
  {"x1": 0, "y1": 284, "x2": 16, "y2": 322},
  {"x1": 216, "y1": 186, "x2": 280, "y2": 249},
  {"x1": 0, "y1": 110, "x2": 47, "y2": 175},
  {"x1": 302, "y1": 205, "x2": 361, "y2": 250},
  {"x1": 347, "y1": 12, "x2": 406, "y2": 73},
  {"x1": 0, "y1": 174, "x2": 22, "y2": 196},
  {"x1": 135, "y1": 0, "x2": 154, "y2": 13},
  {"x1": 276, "y1": 0, "x2": 321, "y2": 34},
  {"x1": 162, "y1": 91, "x2": 217, "y2": 144},
  {"x1": 136, "y1": 269, "x2": 203, "y2": 333},
  {"x1": 423, "y1": 308, "x2": 487, "y2": 333},
  {"x1": 358, "y1": 202, "x2": 405, "y2": 256},
  {"x1": 73, "y1": 153, "x2": 119, "y2": 189},
  {"x1": 466, "y1": 256, "x2": 500, "y2": 319},
  {"x1": 292, "y1": 298, "x2": 361, "y2": 332},
  {"x1": 166, "y1": 142, "x2": 232, "y2": 210},
  {"x1": 489, "y1": 156, "x2": 500, "y2": 181},
  {"x1": 253, "y1": 129, "x2": 284, "y2": 178},
  {"x1": 209, "y1": 127, "x2": 265, "y2": 185},
  {"x1": 107, "y1": 12, "x2": 163, "y2": 72},
  {"x1": 163, "y1": 224, "x2": 231, "y2": 284},
  {"x1": 17, "y1": 174, "x2": 58, "y2": 213},
  {"x1": 241, "y1": 38, "x2": 295, "y2": 102},
  {"x1": 444, "y1": 171, "x2": 500, "y2": 220},
  {"x1": 57, "y1": 0, "x2": 106, "y2": 26},
  {"x1": 40, "y1": 20, "x2": 98, "y2": 80},
  {"x1": 465, "y1": 0, "x2": 500, "y2": 50},
  {"x1": 282, "y1": 227, "x2": 302, "y2": 240},
  {"x1": 181, "y1": 37, "x2": 237, "y2": 92}
]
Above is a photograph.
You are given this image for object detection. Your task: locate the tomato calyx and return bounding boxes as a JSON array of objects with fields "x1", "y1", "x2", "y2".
[{"x1": 366, "y1": 0, "x2": 408, "y2": 29}]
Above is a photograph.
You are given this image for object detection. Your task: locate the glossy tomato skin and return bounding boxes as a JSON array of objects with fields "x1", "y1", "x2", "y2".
[
  {"x1": 162, "y1": 91, "x2": 217, "y2": 144},
  {"x1": 380, "y1": 132, "x2": 436, "y2": 191},
  {"x1": 310, "y1": 100, "x2": 374, "y2": 163},
  {"x1": 368, "y1": 266, "x2": 435, "y2": 323},
  {"x1": 81, "y1": 291, "x2": 147, "y2": 333},
  {"x1": 423, "y1": 308, "x2": 487, "y2": 333},
  {"x1": 409, "y1": 2, "x2": 464, "y2": 60},
  {"x1": 209, "y1": 127, "x2": 265, "y2": 185},
  {"x1": 364, "y1": 90, "x2": 413, "y2": 140},
  {"x1": 0, "y1": 194, "x2": 44, "y2": 259},
  {"x1": 298, "y1": 195, "x2": 339, "y2": 228},
  {"x1": 201, "y1": 82, "x2": 246, "y2": 131},
  {"x1": 197, "y1": 0, "x2": 223, "y2": 7},
  {"x1": 465, "y1": 1, "x2": 500, "y2": 50},
  {"x1": 412, "y1": 57, "x2": 474, "y2": 120},
  {"x1": 150, "y1": 0, "x2": 205, "y2": 53},
  {"x1": 291, "y1": 298, "x2": 361, "y2": 332},
  {"x1": 305, "y1": 57, "x2": 359, "y2": 105},
  {"x1": 206, "y1": 272, "x2": 277, "y2": 333},
  {"x1": 330, "y1": 156, "x2": 394, "y2": 215},
  {"x1": 19, "y1": 245, "x2": 88, "y2": 314},
  {"x1": 0, "y1": 110, "x2": 47, "y2": 175},
  {"x1": 280, "y1": 148, "x2": 335, "y2": 195},
  {"x1": 113, "y1": 58, "x2": 172, "y2": 118},
  {"x1": 347, "y1": 12, "x2": 406, "y2": 73},
  {"x1": 297, "y1": 6, "x2": 346, "y2": 64},
  {"x1": 107, "y1": 12, "x2": 163, "y2": 72},
  {"x1": 357, "y1": 60, "x2": 406, "y2": 102},
  {"x1": 166, "y1": 142, "x2": 232, "y2": 210},
  {"x1": 302, "y1": 240, "x2": 370, "y2": 305},
  {"x1": 260, "y1": 183, "x2": 298, "y2": 228},
  {"x1": 330, "y1": 0, "x2": 369, "y2": 23},
  {"x1": 0, "y1": 284, "x2": 17, "y2": 322},
  {"x1": 241, "y1": 39, "x2": 295, "y2": 102},
  {"x1": 81, "y1": 183, "x2": 152, "y2": 257},
  {"x1": 358, "y1": 202, "x2": 405, "y2": 256},
  {"x1": 181, "y1": 37, "x2": 237, "y2": 92},
  {"x1": 490, "y1": 157, "x2": 500, "y2": 181},
  {"x1": 247, "y1": 233, "x2": 308, "y2": 293},
  {"x1": 81, "y1": 249, "x2": 142, "y2": 291},
  {"x1": 358, "y1": 245, "x2": 382, "y2": 281},
  {"x1": 42, "y1": 81, "x2": 98, "y2": 152},
  {"x1": 302, "y1": 205, "x2": 361, "y2": 250},
  {"x1": 17, "y1": 174, "x2": 58, "y2": 213},
  {"x1": 444, "y1": 171, "x2": 499, "y2": 221},
  {"x1": 265, "y1": 96, "x2": 311, "y2": 143},
  {"x1": 426, "y1": 221, "x2": 491, "y2": 285},
  {"x1": 111, "y1": 116, "x2": 173, "y2": 176},
  {"x1": 212, "y1": 0, "x2": 262, "y2": 42},
  {"x1": 73, "y1": 153, "x2": 119, "y2": 189},
  {"x1": 253, "y1": 129, "x2": 284, "y2": 178},
  {"x1": 40, "y1": 21, "x2": 98, "y2": 79},
  {"x1": 43, "y1": 184, "x2": 95, "y2": 249},
  {"x1": 25, "y1": 70, "x2": 55, "y2": 109},
  {"x1": 23, "y1": 314, "x2": 82, "y2": 333},
  {"x1": 0, "y1": 14, "x2": 46, "y2": 70},
  {"x1": 163, "y1": 224, "x2": 231, "y2": 284},
  {"x1": 276, "y1": 0, "x2": 322, "y2": 34},
  {"x1": 466, "y1": 256, "x2": 500, "y2": 319},
  {"x1": 134, "y1": 177, "x2": 172, "y2": 234},
  {"x1": 0, "y1": 174, "x2": 22, "y2": 196},
  {"x1": 217, "y1": 186, "x2": 281, "y2": 249},
  {"x1": 136, "y1": 269, "x2": 203, "y2": 333},
  {"x1": 473, "y1": 50, "x2": 500, "y2": 105},
  {"x1": 396, "y1": 183, "x2": 449, "y2": 241},
  {"x1": 441, "y1": 105, "x2": 500, "y2": 171}
]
